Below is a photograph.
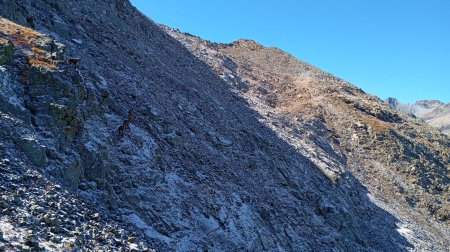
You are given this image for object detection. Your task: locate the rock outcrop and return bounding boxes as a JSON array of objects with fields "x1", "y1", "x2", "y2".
[{"x1": 0, "y1": 0, "x2": 448, "y2": 251}]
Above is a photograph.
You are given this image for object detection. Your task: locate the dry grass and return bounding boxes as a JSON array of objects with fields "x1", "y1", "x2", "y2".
[
  {"x1": 0, "y1": 18, "x2": 39, "y2": 45},
  {"x1": 363, "y1": 117, "x2": 390, "y2": 133},
  {"x1": 28, "y1": 57, "x2": 57, "y2": 69},
  {"x1": 28, "y1": 47, "x2": 57, "y2": 69},
  {"x1": 0, "y1": 17, "x2": 57, "y2": 69}
]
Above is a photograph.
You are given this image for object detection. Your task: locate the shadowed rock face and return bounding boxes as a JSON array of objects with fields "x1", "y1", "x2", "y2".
[
  {"x1": 386, "y1": 98, "x2": 450, "y2": 135},
  {"x1": 0, "y1": 0, "x2": 448, "y2": 251}
]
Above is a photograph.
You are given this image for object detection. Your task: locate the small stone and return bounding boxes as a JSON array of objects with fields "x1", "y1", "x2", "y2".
[
  {"x1": 44, "y1": 214, "x2": 60, "y2": 227},
  {"x1": 45, "y1": 148, "x2": 59, "y2": 160},
  {"x1": 13, "y1": 195, "x2": 21, "y2": 204},
  {"x1": 71, "y1": 38, "x2": 83, "y2": 45},
  {"x1": 21, "y1": 244, "x2": 31, "y2": 252},
  {"x1": 129, "y1": 243, "x2": 139, "y2": 252},
  {"x1": 63, "y1": 240, "x2": 75, "y2": 249},
  {"x1": 107, "y1": 197, "x2": 119, "y2": 210},
  {"x1": 50, "y1": 235, "x2": 61, "y2": 243},
  {"x1": 33, "y1": 206, "x2": 45, "y2": 214},
  {"x1": 92, "y1": 213, "x2": 100, "y2": 220},
  {"x1": 218, "y1": 136, "x2": 233, "y2": 147},
  {"x1": 139, "y1": 242, "x2": 149, "y2": 252},
  {"x1": 149, "y1": 107, "x2": 161, "y2": 120},
  {"x1": 0, "y1": 200, "x2": 7, "y2": 209},
  {"x1": 86, "y1": 181, "x2": 97, "y2": 190},
  {"x1": 1, "y1": 158, "x2": 10, "y2": 165},
  {"x1": 128, "y1": 236, "x2": 137, "y2": 243},
  {"x1": 78, "y1": 182, "x2": 88, "y2": 191},
  {"x1": 24, "y1": 235, "x2": 39, "y2": 249},
  {"x1": 16, "y1": 188, "x2": 25, "y2": 195}
]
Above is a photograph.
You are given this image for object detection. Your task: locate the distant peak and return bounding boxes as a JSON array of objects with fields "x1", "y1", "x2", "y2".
[
  {"x1": 385, "y1": 97, "x2": 399, "y2": 103},
  {"x1": 415, "y1": 100, "x2": 444, "y2": 106},
  {"x1": 385, "y1": 97, "x2": 400, "y2": 108},
  {"x1": 385, "y1": 98, "x2": 444, "y2": 107}
]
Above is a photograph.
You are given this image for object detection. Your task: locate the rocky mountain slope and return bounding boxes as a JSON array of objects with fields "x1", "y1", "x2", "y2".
[
  {"x1": 0, "y1": 0, "x2": 449, "y2": 251},
  {"x1": 386, "y1": 98, "x2": 450, "y2": 135}
]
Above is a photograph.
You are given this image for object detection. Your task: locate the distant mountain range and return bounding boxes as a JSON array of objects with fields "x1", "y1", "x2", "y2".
[{"x1": 386, "y1": 98, "x2": 450, "y2": 135}]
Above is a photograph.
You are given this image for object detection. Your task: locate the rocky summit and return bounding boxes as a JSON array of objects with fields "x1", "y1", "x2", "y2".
[
  {"x1": 386, "y1": 97, "x2": 450, "y2": 135},
  {"x1": 0, "y1": 0, "x2": 449, "y2": 251}
]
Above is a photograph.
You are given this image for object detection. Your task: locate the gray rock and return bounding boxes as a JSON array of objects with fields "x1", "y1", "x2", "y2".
[
  {"x1": 71, "y1": 38, "x2": 83, "y2": 45},
  {"x1": 53, "y1": 20, "x2": 70, "y2": 38},
  {"x1": 15, "y1": 136, "x2": 48, "y2": 167},
  {"x1": 0, "y1": 40, "x2": 14, "y2": 65},
  {"x1": 62, "y1": 153, "x2": 82, "y2": 189}
]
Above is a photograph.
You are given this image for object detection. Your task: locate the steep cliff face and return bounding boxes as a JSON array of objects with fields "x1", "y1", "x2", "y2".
[
  {"x1": 386, "y1": 98, "x2": 450, "y2": 135},
  {"x1": 0, "y1": 0, "x2": 449, "y2": 251}
]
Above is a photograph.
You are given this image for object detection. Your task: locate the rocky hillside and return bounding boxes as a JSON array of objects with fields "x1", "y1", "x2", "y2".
[
  {"x1": 386, "y1": 98, "x2": 450, "y2": 135},
  {"x1": 166, "y1": 30, "x2": 450, "y2": 250},
  {"x1": 0, "y1": 0, "x2": 449, "y2": 251}
]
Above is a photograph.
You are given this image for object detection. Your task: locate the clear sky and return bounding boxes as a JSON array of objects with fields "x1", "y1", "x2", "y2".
[{"x1": 130, "y1": 0, "x2": 450, "y2": 103}]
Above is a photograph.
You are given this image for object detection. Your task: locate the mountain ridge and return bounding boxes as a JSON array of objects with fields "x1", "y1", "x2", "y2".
[
  {"x1": 0, "y1": 0, "x2": 449, "y2": 251},
  {"x1": 386, "y1": 97, "x2": 450, "y2": 135}
]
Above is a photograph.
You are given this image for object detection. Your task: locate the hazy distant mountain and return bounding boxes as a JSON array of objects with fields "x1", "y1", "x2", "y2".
[{"x1": 386, "y1": 98, "x2": 450, "y2": 135}]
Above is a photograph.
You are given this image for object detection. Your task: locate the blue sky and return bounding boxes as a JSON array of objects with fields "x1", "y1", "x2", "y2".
[{"x1": 130, "y1": 0, "x2": 450, "y2": 103}]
